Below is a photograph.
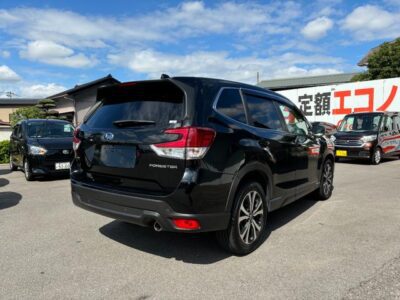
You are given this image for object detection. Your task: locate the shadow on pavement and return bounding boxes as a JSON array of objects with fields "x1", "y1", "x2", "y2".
[
  {"x1": 36, "y1": 174, "x2": 70, "y2": 182},
  {"x1": 0, "y1": 169, "x2": 11, "y2": 176},
  {"x1": 337, "y1": 157, "x2": 399, "y2": 165},
  {"x1": 99, "y1": 221, "x2": 231, "y2": 264},
  {"x1": 0, "y1": 192, "x2": 22, "y2": 210},
  {"x1": 0, "y1": 178, "x2": 10, "y2": 188},
  {"x1": 268, "y1": 195, "x2": 317, "y2": 231},
  {"x1": 99, "y1": 195, "x2": 319, "y2": 262}
]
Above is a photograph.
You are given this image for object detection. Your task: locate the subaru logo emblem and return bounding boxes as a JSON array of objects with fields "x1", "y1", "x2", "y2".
[
  {"x1": 104, "y1": 132, "x2": 114, "y2": 141},
  {"x1": 62, "y1": 150, "x2": 69, "y2": 155}
]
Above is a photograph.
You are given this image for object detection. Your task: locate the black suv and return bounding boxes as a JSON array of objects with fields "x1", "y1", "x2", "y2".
[
  {"x1": 334, "y1": 112, "x2": 400, "y2": 164},
  {"x1": 71, "y1": 77, "x2": 335, "y2": 255},
  {"x1": 9, "y1": 119, "x2": 74, "y2": 180}
]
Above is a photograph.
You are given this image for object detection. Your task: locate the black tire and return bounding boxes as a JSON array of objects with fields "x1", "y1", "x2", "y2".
[
  {"x1": 371, "y1": 147, "x2": 382, "y2": 165},
  {"x1": 216, "y1": 182, "x2": 269, "y2": 255},
  {"x1": 9, "y1": 154, "x2": 17, "y2": 171},
  {"x1": 314, "y1": 159, "x2": 334, "y2": 200},
  {"x1": 23, "y1": 158, "x2": 34, "y2": 181}
]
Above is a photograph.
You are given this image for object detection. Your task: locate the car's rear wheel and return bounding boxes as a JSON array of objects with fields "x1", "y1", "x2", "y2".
[
  {"x1": 9, "y1": 154, "x2": 17, "y2": 171},
  {"x1": 24, "y1": 158, "x2": 34, "y2": 181},
  {"x1": 314, "y1": 159, "x2": 334, "y2": 200},
  {"x1": 216, "y1": 182, "x2": 268, "y2": 255},
  {"x1": 371, "y1": 147, "x2": 382, "y2": 165}
]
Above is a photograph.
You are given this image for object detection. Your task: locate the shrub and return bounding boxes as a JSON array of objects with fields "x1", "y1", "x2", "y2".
[{"x1": 0, "y1": 140, "x2": 10, "y2": 164}]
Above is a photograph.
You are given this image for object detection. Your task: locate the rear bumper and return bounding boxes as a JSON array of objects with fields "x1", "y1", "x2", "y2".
[
  {"x1": 71, "y1": 180, "x2": 230, "y2": 233},
  {"x1": 335, "y1": 146, "x2": 372, "y2": 159}
]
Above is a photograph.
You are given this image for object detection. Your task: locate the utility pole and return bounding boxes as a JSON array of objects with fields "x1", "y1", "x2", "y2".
[
  {"x1": 5, "y1": 91, "x2": 17, "y2": 99},
  {"x1": 256, "y1": 72, "x2": 260, "y2": 84}
]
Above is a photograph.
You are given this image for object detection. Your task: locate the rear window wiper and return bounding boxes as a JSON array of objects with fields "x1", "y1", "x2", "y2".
[{"x1": 113, "y1": 120, "x2": 156, "y2": 127}]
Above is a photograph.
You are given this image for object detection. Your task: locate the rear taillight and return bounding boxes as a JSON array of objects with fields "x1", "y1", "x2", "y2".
[
  {"x1": 72, "y1": 127, "x2": 81, "y2": 152},
  {"x1": 150, "y1": 127, "x2": 215, "y2": 160}
]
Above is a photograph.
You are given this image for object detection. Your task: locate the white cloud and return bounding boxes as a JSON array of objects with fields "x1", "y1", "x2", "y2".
[
  {"x1": 342, "y1": 5, "x2": 400, "y2": 41},
  {"x1": 19, "y1": 83, "x2": 66, "y2": 98},
  {"x1": 301, "y1": 17, "x2": 333, "y2": 40},
  {"x1": 20, "y1": 40, "x2": 94, "y2": 68},
  {"x1": 0, "y1": 3, "x2": 299, "y2": 48},
  {"x1": 0, "y1": 65, "x2": 20, "y2": 81},
  {"x1": 0, "y1": 50, "x2": 10, "y2": 58},
  {"x1": 108, "y1": 49, "x2": 342, "y2": 83}
]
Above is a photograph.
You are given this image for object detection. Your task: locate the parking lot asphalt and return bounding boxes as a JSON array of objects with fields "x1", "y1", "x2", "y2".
[{"x1": 1, "y1": 159, "x2": 400, "y2": 300}]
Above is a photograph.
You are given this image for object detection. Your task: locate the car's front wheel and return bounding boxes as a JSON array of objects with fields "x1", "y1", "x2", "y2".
[
  {"x1": 216, "y1": 182, "x2": 268, "y2": 255},
  {"x1": 9, "y1": 154, "x2": 17, "y2": 171},
  {"x1": 371, "y1": 147, "x2": 382, "y2": 165},
  {"x1": 24, "y1": 158, "x2": 34, "y2": 181}
]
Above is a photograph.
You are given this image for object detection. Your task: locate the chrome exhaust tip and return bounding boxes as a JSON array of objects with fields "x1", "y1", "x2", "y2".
[{"x1": 153, "y1": 222, "x2": 162, "y2": 232}]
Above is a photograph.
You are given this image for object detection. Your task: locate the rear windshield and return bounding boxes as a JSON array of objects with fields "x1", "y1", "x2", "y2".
[
  {"x1": 86, "y1": 81, "x2": 185, "y2": 128},
  {"x1": 27, "y1": 121, "x2": 74, "y2": 138}
]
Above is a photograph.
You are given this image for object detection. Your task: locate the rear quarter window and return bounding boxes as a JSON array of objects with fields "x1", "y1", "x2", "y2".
[{"x1": 216, "y1": 89, "x2": 247, "y2": 123}]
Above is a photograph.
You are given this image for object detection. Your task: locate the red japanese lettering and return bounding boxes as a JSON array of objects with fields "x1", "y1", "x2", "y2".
[
  {"x1": 354, "y1": 88, "x2": 374, "y2": 113},
  {"x1": 377, "y1": 85, "x2": 398, "y2": 111},
  {"x1": 332, "y1": 90, "x2": 351, "y2": 115}
]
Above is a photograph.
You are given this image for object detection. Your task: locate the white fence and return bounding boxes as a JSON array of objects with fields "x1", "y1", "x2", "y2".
[
  {"x1": 0, "y1": 127, "x2": 11, "y2": 141},
  {"x1": 277, "y1": 77, "x2": 400, "y2": 125}
]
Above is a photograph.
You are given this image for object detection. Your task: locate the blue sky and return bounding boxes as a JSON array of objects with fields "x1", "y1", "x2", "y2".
[{"x1": 0, "y1": 0, "x2": 399, "y2": 98}]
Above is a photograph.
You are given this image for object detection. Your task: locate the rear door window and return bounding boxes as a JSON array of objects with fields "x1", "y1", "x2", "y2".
[
  {"x1": 216, "y1": 89, "x2": 247, "y2": 123},
  {"x1": 381, "y1": 115, "x2": 394, "y2": 132},
  {"x1": 244, "y1": 93, "x2": 283, "y2": 130},
  {"x1": 86, "y1": 82, "x2": 185, "y2": 128}
]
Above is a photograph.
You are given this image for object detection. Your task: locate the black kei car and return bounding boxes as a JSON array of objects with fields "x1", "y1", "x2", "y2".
[
  {"x1": 71, "y1": 76, "x2": 335, "y2": 255},
  {"x1": 9, "y1": 119, "x2": 75, "y2": 180},
  {"x1": 333, "y1": 112, "x2": 400, "y2": 165}
]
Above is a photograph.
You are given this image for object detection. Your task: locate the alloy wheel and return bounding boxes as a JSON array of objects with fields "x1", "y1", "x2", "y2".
[
  {"x1": 9, "y1": 155, "x2": 13, "y2": 170},
  {"x1": 374, "y1": 149, "x2": 381, "y2": 164},
  {"x1": 322, "y1": 162, "x2": 333, "y2": 196},
  {"x1": 237, "y1": 190, "x2": 264, "y2": 245},
  {"x1": 24, "y1": 160, "x2": 30, "y2": 178}
]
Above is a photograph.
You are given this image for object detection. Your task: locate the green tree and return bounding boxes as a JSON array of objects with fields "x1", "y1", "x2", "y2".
[
  {"x1": 352, "y1": 38, "x2": 400, "y2": 81},
  {"x1": 10, "y1": 106, "x2": 45, "y2": 126},
  {"x1": 36, "y1": 98, "x2": 56, "y2": 113}
]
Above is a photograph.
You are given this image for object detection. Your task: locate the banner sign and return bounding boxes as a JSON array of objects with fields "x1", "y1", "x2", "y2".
[{"x1": 277, "y1": 77, "x2": 400, "y2": 126}]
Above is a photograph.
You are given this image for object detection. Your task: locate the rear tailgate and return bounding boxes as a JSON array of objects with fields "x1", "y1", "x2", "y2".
[{"x1": 77, "y1": 80, "x2": 187, "y2": 195}]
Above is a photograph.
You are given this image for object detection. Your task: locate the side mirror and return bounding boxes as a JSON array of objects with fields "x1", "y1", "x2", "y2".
[{"x1": 312, "y1": 125, "x2": 325, "y2": 137}]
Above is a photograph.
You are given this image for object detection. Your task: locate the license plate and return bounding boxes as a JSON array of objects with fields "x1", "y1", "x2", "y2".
[
  {"x1": 55, "y1": 162, "x2": 70, "y2": 170},
  {"x1": 100, "y1": 145, "x2": 136, "y2": 168},
  {"x1": 336, "y1": 150, "x2": 347, "y2": 157}
]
